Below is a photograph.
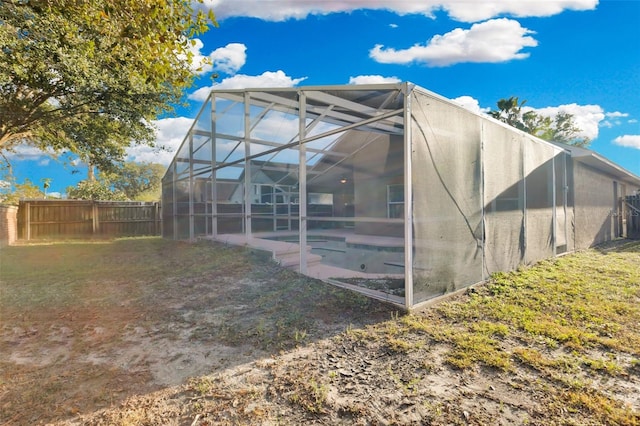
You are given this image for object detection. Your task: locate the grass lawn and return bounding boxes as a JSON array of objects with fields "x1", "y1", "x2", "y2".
[{"x1": 0, "y1": 237, "x2": 639, "y2": 425}]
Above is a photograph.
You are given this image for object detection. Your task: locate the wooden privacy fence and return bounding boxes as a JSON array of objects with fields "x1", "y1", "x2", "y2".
[
  {"x1": 626, "y1": 194, "x2": 640, "y2": 239},
  {"x1": 18, "y1": 200, "x2": 161, "y2": 240}
]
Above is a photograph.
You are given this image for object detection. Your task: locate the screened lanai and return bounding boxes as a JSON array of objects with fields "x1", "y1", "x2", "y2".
[{"x1": 162, "y1": 83, "x2": 638, "y2": 309}]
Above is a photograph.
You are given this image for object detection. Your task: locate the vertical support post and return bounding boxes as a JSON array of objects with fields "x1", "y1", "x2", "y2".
[
  {"x1": 522, "y1": 136, "x2": 527, "y2": 261},
  {"x1": 244, "y1": 92, "x2": 252, "y2": 240},
  {"x1": 188, "y1": 133, "x2": 195, "y2": 240},
  {"x1": 92, "y1": 201, "x2": 99, "y2": 236},
  {"x1": 172, "y1": 162, "x2": 178, "y2": 240},
  {"x1": 299, "y1": 91, "x2": 308, "y2": 274},
  {"x1": 211, "y1": 93, "x2": 218, "y2": 237},
  {"x1": 403, "y1": 84, "x2": 414, "y2": 309},
  {"x1": 613, "y1": 181, "x2": 619, "y2": 238},
  {"x1": 25, "y1": 201, "x2": 31, "y2": 241},
  {"x1": 620, "y1": 183, "x2": 627, "y2": 238},
  {"x1": 480, "y1": 121, "x2": 486, "y2": 280},
  {"x1": 155, "y1": 201, "x2": 160, "y2": 236},
  {"x1": 563, "y1": 152, "x2": 569, "y2": 249},
  {"x1": 551, "y1": 155, "x2": 557, "y2": 256},
  {"x1": 273, "y1": 194, "x2": 277, "y2": 231}
]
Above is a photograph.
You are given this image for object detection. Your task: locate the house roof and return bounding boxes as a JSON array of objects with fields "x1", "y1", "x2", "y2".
[{"x1": 552, "y1": 142, "x2": 640, "y2": 187}]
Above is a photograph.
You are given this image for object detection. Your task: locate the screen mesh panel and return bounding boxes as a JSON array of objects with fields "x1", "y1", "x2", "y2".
[
  {"x1": 411, "y1": 91, "x2": 483, "y2": 303},
  {"x1": 523, "y1": 138, "x2": 556, "y2": 263},
  {"x1": 573, "y1": 162, "x2": 616, "y2": 248},
  {"x1": 483, "y1": 121, "x2": 525, "y2": 274}
]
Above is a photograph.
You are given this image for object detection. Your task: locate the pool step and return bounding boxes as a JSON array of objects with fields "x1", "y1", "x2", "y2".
[
  {"x1": 276, "y1": 250, "x2": 323, "y2": 269},
  {"x1": 213, "y1": 234, "x2": 321, "y2": 271}
]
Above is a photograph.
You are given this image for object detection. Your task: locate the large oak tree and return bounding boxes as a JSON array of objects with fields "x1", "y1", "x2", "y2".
[{"x1": 0, "y1": 0, "x2": 216, "y2": 171}]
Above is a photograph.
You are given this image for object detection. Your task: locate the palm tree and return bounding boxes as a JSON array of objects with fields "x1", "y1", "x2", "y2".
[{"x1": 41, "y1": 178, "x2": 52, "y2": 198}]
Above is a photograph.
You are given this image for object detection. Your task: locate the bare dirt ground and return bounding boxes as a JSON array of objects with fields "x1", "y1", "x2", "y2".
[
  {"x1": 0, "y1": 239, "x2": 393, "y2": 425},
  {"x1": 1, "y1": 238, "x2": 639, "y2": 425}
]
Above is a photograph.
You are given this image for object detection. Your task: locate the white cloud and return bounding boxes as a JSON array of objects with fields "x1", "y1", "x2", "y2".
[
  {"x1": 348, "y1": 75, "x2": 401, "y2": 85},
  {"x1": 251, "y1": 111, "x2": 299, "y2": 143},
  {"x1": 613, "y1": 135, "x2": 640, "y2": 150},
  {"x1": 203, "y1": 0, "x2": 597, "y2": 23},
  {"x1": 184, "y1": 40, "x2": 247, "y2": 75},
  {"x1": 188, "y1": 70, "x2": 307, "y2": 101},
  {"x1": 389, "y1": 23, "x2": 399, "y2": 28},
  {"x1": 600, "y1": 111, "x2": 633, "y2": 128},
  {"x1": 629, "y1": 119, "x2": 638, "y2": 124},
  {"x1": 451, "y1": 95, "x2": 482, "y2": 113},
  {"x1": 5, "y1": 144, "x2": 55, "y2": 161},
  {"x1": 126, "y1": 117, "x2": 195, "y2": 166},
  {"x1": 531, "y1": 104, "x2": 605, "y2": 140},
  {"x1": 209, "y1": 43, "x2": 247, "y2": 75},
  {"x1": 369, "y1": 19, "x2": 537, "y2": 67},
  {"x1": 189, "y1": 86, "x2": 216, "y2": 102},
  {"x1": 599, "y1": 112, "x2": 630, "y2": 129},
  {"x1": 203, "y1": 0, "x2": 435, "y2": 21},
  {"x1": 441, "y1": 0, "x2": 598, "y2": 23}
]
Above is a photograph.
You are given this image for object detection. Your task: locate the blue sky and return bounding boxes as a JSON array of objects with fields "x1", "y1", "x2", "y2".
[{"x1": 6, "y1": 0, "x2": 640, "y2": 197}]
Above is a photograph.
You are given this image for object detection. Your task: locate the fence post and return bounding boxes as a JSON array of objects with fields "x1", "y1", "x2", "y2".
[
  {"x1": 155, "y1": 202, "x2": 160, "y2": 235},
  {"x1": 25, "y1": 201, "x2": 31, "y2": 241},
  {"x1": 92, "y1": 202, "x2": 99, "y2": 235}
]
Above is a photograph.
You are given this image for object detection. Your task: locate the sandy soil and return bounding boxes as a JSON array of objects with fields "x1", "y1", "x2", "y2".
[{"x1": 0, "y1": 245, "x2": 393, "y2": 425}]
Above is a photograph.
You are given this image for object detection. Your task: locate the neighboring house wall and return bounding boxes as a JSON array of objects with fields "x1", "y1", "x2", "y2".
[
  {"x1": 0, "y1": 204, "x2": 18, "y2": 248},
  {"x1": 627, "y1": 194, "x2": 640, "y2": 238}
]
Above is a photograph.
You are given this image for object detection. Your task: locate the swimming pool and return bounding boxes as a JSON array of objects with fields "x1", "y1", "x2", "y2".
[{"x1": 265, "y1": 233, "x2": 405, "y2": 274}]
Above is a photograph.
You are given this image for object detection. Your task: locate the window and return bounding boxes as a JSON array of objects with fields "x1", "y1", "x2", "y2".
[
  {"x1": 308, "y1": 193, "x2": 333, "y2": 205},
  {"x1": 255, "y1": 184, "x2": 273, "y2": 204},
  {"x1": 253, "y1": 184, "x2": 294, "y2": 204},
  {"x1": 387, "y1": 184, "x2": 404, "y2": 218}
]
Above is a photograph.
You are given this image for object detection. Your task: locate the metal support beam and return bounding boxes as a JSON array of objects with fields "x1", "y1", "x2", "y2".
[
  {"x1": 244, "y1": 92, "x2": 252, "y2": 239},
  {"x1": 211, "y1": 94, "x2": 218, "y2": 237},
  {"x1": 403, "y1": 84, "x2": 414, "y2": 308},
  {"x1": 209, "y1": 108, "x2": 404, "y2": 174},
  {"x1": 552, "y1": 155, "x2": 557, "y2": 256},
  {"x1": 172, "y1": 162, "x2": 177, "y2": 240},
  {"x1": 188, "y1": 133, "x2": 195, "y2": 241},
  {"x1": 299, "y1": 92, "x2": 308, "y2": 274},
  {"x1": 480, "y1": 121, "x2": 486, "y2": 280},
  {"x1": 522, "y1": 137, "x2": 528, "y2": 260},
  {"x1": 563, "y1": 152, "x2": 569, "y2": 250}
]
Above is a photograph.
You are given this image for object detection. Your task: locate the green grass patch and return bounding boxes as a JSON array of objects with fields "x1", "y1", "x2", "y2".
[
  {"x1": 434, "y1": 242, "x2": 640, "y2": 355},
  {"x1": 332, "y1": 240, "x2": 640, "y2": 424}
]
